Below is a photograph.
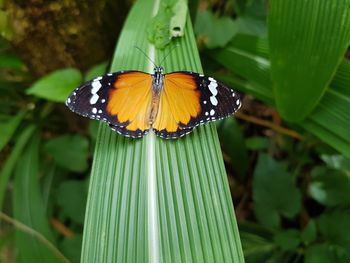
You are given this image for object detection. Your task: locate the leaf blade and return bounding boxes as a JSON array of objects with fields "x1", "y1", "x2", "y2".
[
  {"x1": 268, "y1": 0, "x2": 350, "y2": 121},
  {"x1": 81, "y1": 0, "x2": 244, "y2": 262}
]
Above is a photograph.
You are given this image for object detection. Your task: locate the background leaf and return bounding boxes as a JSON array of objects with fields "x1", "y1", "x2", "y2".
[
  {"x1": 60, "y1": 235, "x2": 83, "y2": 263},
  {"x1": 253, "y1": 153, "x2": 302, "y2": 228},
  {"x1": 210, "y1": 35, "x2": 350, "y2": 158},
  {"x1": 84, "y1": 62, "x2": 108, "y2": 81},
  {"x1": 217, "y1": 118, "x2": 248, "y2": 178},
  {"x1": 56, "y1": 180, "x2": 87, "y2": 224},
  {"x1": 273, "y1": 229, "x2": 300, "y2": 252},
  {"x1": 301, "y1": 220, "x2": 317, "y2": 245},
  {"x1": 318, "y1": 209, "x2": 350, "y2": 251},
  {"x1": 0, "y1": 111, "x2": 25, "y2": 152},
  {"x1": 44, "y1": 135, "x2": 89, "y2": 173},
  {"x1": 309, "y1": 167, "x2": 350, "y2": 206},
  {"x1": 0, "y1": 125, "x2": 35, "y2": 209},
  {"x1": 13, "y1": 134, "x2": 62, "y2": 263},
  {"x1": 195, "y1": 10, "x2": 237, "y2": 48},
  {"x1": 268, "y1": 0, "x2": 350, "y2": 121},
  {"x1": 26, "y1": 68, "x2": 82, "y2": 102}
]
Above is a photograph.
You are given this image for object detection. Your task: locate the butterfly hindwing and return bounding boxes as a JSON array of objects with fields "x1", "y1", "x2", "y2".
[
  {"x1": 177, "y1": 72, "x2": 241, "y2": 128},
  {"x1": 152, "y1": 71, "x2": 241, "y2": 138},
  {"x1": 108, "y1": 123, "x2": 148, "y2": 138},
  {"x1": 66, "y1": 71, "x2": 153, "y2": 137}
]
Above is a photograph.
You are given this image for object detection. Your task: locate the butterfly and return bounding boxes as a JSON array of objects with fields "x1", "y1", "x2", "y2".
[{"x1": 65, "y1": 66, "x2": 241, "y2": 139}]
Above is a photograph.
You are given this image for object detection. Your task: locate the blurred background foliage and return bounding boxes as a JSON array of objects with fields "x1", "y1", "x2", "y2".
[{"x1": 1, "y1": 0, "x2": 350, "y2": 262}]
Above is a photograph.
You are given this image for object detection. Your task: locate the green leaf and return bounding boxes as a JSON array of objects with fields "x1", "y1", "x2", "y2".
[
  {"x1": 81, "y1": 0, "x2": 244, "y2": 262},
  {"x1": 44, "y1": 135, "x2": 89, "y2": 173},
  {"x1": 84, "y1": 62, "x2": 108, "y2": 81},
  {"x1": 240, "y1": 231, "x2": 276, "y2": 263},
  {"x1": 217, "y1": 118, "x2": 248, "y2": 178},
  {"x1": 253, "y1": 153, "x2": 302, "y2": 228},
  {"x1": 318, "y1": 209, "x2": 350, "y2": 251},
  {"x1": 245, "y1": 136, "x2": 269, "y2": 150},
  {"x1": 26, "y1": 68, "x2": 82, "y2": 102},
  {"x1": 195, "y1": 10, "x2": 237, "y2": 48},
  {"x1": 236, "y1": 15, "x2": 266, "y2": 37},
  {"x1": 320, "y1": 154, "x2": 350, "y2": 174},
  {"x1": 273, "y1": 229, "x2": 300, "y2": 251},
  {"x1": 13, "y1": 133, "x2": 62, "y2": 263},
  {"x1": 60, "y1": 235, "x2": 83, "y2": 263},
  {"x1": 268, "y1": 0, "x2": 350, "y2": 121},
  {"x1": 210, "y1": 35, "x2": 350, "y2": 158},
  {"x1": 309, "y1": 167, "x2": 350, "y2": 206},
  {"x1": 0, "y1": 111, "x2": 25, "y2": 152},
  {"x1": 0, "y1": 125, "x2": 35, "y2": 209},
  {"x1": 235, "y1": 0, "x2": 267, "y2": 37},
  {"x1": 56, "y1": 180, "x2": 87, "y2": 224},
  {"x1": 0, "y1": 52, "x2": 25, "y2": 70},
  {"x1": 305, "y1": 244, "x2": 340, "y2": 263},
  {"x1": 301, "y1": 220, "x2": 317, "y2": 245}
]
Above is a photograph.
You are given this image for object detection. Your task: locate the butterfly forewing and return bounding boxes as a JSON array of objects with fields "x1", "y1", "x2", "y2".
[{"x1": 66, "y1": 71, "x2": 153, "y2": 138}]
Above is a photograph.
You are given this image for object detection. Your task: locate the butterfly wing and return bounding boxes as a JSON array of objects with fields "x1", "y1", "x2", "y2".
[
  {"x1": 152, "y1": 72, "x2": 241, "y2": 139},
  {"x1": 66, "y1": 71, "x2": 153, "y2": 138}
]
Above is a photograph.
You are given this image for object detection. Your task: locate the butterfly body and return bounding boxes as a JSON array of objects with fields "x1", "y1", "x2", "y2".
[
  {"x1": 66, "y1": 67, "x2": 241, "y2": 139},
  {"x1": 149, "y1": 66, "x2": 164, "y2": 125}
]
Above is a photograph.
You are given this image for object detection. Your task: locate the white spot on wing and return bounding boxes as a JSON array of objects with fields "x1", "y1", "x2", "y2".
[
  {"x1": 208, "y1": 77, "x2": 217, "y2": 83},
  {"x1": 92, "y1": 107, "x2": 97, "y2": 114},
  {"x1": 205, "y1": 112, "x2": 209, "y2": 116},
  {"x1": 94, "y1": 76, "x2": 103, "y2": 81},
  {"x1": 210, "y1": 109, "x2": 215, "y2": 116},
  {"x1": 203, "y1": 100, "x2": 207, "y2": 104},
  {"x1": 101, "y1": 99, "x2": 106, "y2": 103},
  {"x1": 210, "y1": 96, "x2": 218, "y2": 106},
  {"x1": 208, "y1": 82, "x2": 218, "y2": 96},
  {"x1": 90, "y1": 94, "x2": 99, "y2": 104},
  {"x1": 91, "y1": 81, "x2": 102, "y2": 94}
]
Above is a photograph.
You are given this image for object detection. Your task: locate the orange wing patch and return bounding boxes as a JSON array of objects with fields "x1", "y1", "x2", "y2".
[
  {"x1": 107, "y1": 72, "x2": 152, "y2": 131},
  {"x1": 153, "y1": 73, "x2": 201, "y2": 132}
]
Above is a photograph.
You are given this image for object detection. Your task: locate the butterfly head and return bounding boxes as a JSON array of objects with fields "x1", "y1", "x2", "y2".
[{"x1": 153, "y1": 66, "x2": 164, "y2": 75}]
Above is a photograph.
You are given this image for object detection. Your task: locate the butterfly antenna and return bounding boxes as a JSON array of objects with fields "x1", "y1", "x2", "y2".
[
  {"x1": 159, "y1": 45, "x2": 179, "y2": 66},
  {"x1": 133, "y1": 46, "x2": 157, "y2": 67}
]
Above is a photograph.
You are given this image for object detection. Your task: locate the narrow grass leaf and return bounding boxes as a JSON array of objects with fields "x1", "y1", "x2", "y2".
[
  {"x1": 0, "y1": 110, "x2": 25, "y2": 152},
  {"x1": 13, "y1": 133, "x2": 62, "y2": 263},
  {"x1": 0, "y1": 125, "x2": 35, "y2": 209}
]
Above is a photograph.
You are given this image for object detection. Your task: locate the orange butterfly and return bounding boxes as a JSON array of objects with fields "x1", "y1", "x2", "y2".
[{"x1": 66, "y1": 66, "x2": 241, "y2": 139}]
